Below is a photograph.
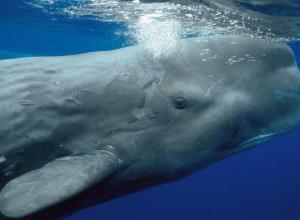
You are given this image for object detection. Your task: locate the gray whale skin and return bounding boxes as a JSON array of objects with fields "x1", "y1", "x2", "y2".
[{"x1": 0, "y1": 35, "x2": 300, "y2": 219}]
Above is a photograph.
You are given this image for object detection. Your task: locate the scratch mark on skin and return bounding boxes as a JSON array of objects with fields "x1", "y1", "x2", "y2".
[
  {"x1": 19, "y1": 100, "x2": 34, "y2": 106},
  {"x1": 203, "y1": 82, "x2": 217, "y2": 97}
]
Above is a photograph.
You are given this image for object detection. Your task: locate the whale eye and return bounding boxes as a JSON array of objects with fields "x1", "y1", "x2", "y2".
[{"x1": 172, "y1": 96, "x2": 187, "y2": 110}]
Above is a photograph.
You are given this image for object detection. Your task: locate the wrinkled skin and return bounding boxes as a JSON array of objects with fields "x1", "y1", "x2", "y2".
[{"x1": 0, "y1": 35, "x2": 300, "y2": 219}]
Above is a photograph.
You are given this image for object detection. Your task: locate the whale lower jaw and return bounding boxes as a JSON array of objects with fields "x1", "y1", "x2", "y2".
[{"x1": 239, "y1": 132, "x2": 284, "y2": 150}]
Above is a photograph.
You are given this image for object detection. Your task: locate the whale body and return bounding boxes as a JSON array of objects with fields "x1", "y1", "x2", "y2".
[{"x1": 0, "y1": 35, "x2": 300, "y2": 219}]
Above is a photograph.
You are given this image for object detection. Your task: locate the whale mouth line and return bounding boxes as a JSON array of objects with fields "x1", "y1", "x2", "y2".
[{"x1": 239, "y1": 132, "x2": 284, "y2": 149}]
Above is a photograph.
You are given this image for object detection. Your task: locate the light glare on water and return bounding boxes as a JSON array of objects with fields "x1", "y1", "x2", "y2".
[
  {"x1": 135, "y1": 13, "x2": 180, "y2": 58},
  {"x1": 5, "y1": 0, "x2": 300, "y2": 58}
]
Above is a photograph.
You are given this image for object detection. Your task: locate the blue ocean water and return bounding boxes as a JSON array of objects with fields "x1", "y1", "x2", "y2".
[
  {"x1": 0, "y1": 1, "x2": 300, "y2": 220},
  {"x1": 0, "y1": 0, "x2": 129, "y2": 58}
]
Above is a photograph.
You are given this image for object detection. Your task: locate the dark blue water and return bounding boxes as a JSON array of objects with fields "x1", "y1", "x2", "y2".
[{"x1": 0, "y1": 1, "x2": 300, "y2": 220}]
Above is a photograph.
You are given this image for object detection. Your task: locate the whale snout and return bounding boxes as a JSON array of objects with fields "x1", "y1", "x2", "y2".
[
  {"x1": 225, "y1": 45, "x2": 300, "y2": 153},
  {"x1": 274, "y1": 69, "x2": 300, "y2": 129}
]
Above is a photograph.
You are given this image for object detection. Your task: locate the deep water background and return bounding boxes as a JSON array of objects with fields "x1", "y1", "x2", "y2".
[{"x1": 0, "y1": 1, "x2": 300, "y2": 220}]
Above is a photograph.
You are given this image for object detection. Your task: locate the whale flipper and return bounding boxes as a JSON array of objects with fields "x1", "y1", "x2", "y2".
[{"x1": 0, "y1": 150, "x2": 121, "y2": 218}]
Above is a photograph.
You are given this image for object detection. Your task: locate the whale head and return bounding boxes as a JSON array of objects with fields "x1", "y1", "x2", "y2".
[{"x1": 146, "y1": 36, "x2": 300, "y2": 176}]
